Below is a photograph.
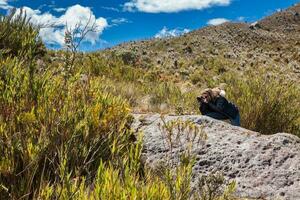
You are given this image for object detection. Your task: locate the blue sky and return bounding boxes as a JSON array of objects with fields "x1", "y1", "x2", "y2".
[{"x1": 0, "y1": 0, "x2": 299, "y2": 51}]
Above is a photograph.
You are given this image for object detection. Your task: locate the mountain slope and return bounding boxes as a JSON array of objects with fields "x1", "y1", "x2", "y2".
[{"x1": 104, "y1": 3, "x2": 300, "y2": 83}]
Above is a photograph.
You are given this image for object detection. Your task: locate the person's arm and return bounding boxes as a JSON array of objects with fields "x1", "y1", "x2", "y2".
[
  {"x1": 199, "y1": 102, "x2": 210, "y2": 115},
  {"x1": 208, "y1": 97, "x2": 227, "y2": 113}
]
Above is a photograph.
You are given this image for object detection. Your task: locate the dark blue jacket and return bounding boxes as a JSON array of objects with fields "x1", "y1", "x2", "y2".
[{"x1": 200, "y1": 96, "x2": 239, "y2": 119}]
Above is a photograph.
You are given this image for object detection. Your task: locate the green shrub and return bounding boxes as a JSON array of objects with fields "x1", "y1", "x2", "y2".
[
  {"x1": 118, "y1": 51, "x2": 139, "y2": 66},
  {"x1": 5, "y1": 9, "x2": 299, "y2": 199},
  {"x1": 190, "y1": 69, "x2": 215, "y2": 85},
  {"x1": 1, "y1": 18, "x2": 227, "y2": 199},
  {"x1": 0, "y1": 56, "x2": 134, "y2": 199},
  {"x1": 224, "y1": 69, "x2": 300, "y2": 136},
  {"x1": 194, "y1": 173, "x2": 236, "y2": 200},
  {"x1": 149, "y1": 82, "x2": 182, "y2": 106},
  {"x1": 0, "y1": 9, "x2": 46, "y2": 59}
]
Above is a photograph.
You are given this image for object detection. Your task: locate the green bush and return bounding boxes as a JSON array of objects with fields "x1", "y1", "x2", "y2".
[
  {"x1": 5, "y1": 9, "x2": 300, "y2": 199},
  {"x1": 224, "y1": 69, "x2": 300, "y2": 136},
  {"x1": 0, "y1": 9, "x2": 46, "y2": 59},
  {"x1": 0, "y1": 57, "x2": 133, "y2": 199},
  {"x1": 0, "y1": 57, "x2": 235, "y2": 199},
  {"x1": 118, "y1": 51, "x2": 139, "y2": 66},
  {"x1": 0, "y1": 15, "x2": 234, "y2": 200}
]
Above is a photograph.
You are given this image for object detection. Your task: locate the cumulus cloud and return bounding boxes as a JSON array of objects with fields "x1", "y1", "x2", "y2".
[
  {"x1": 207, "y1": 18, "x2": 229, "y2": 25},
  {"x1": 15, "y1": 5, "x2": 108, "y2": 46},
  {"x1": 155, "y1": 27, "x2": 190, "y2": 38},
  {"x1": 124, "y1": 0, "x2": 231, "y2": 13},
  {"x1": 0, "y1": 0, "x2": 12, "y2": 10}
]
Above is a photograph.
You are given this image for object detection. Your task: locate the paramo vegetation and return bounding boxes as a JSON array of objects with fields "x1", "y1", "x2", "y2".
[
  {"x1": 0, "y1": 9, "x2": 299, "y2": 200},
  {"x1": 0, "y1": 10, "x2": 236, "y2": 200}
]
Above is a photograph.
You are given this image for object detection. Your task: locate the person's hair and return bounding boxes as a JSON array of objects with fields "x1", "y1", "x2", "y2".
[
  {"x1": 201, "y1": 88, "x2": 214, "y2": 102},
  {"x1": 200, "y1": 87, "x2": 226, "y2": 103}
]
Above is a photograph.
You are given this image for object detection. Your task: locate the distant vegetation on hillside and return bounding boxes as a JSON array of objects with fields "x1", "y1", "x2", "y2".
[{"x1": 100, "y1": 3, "x2": 300, "y2": 136}]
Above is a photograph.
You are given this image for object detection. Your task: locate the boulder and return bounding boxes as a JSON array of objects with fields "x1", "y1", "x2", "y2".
[{"x1": 133, "y1": 114, "x2": 300, "y2": 200}]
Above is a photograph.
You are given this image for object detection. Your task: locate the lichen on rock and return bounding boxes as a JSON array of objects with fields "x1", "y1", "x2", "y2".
[{"x1": 133, "y1": 114, "x2": 300, "y2": 200}]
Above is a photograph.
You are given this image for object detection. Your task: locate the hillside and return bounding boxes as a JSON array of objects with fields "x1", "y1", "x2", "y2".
[
  {"x1": 78, "y1": 3, "x2": 300, "y2": 134},
  {"x1": 104, "y1": 3, "x2": 300, "y2": 83}
]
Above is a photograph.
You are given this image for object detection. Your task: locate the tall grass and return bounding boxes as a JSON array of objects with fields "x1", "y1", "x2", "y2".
[
  {"x1": 81, "y1": 51, "x2": 300, "y2": 137},
  {"x1": 0, "y1": 54, "x2": 233, "y2": 198},
  {"x1": 224, "y1": 69, "x2": 300, "y2": 136},
  {"x1": 79, "y1": 52, "x2": 201, "y2": 114},
  {"x1": 0, "y1": 56, "x2": 134, "y2": 199},
  {"x1": 2, "y1": 8, "x2": 299, "y2": 200},
  {"x1": 0, "y1": 9, "x2": 45, "y2": 58},
  {"x1": 0, "y1": 12, "x2": 235, "y2": 200}
]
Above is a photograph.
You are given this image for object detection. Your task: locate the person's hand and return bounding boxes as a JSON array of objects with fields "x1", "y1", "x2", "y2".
[
  {"x1": 202, "y1": 98, "x2": 208, "y2": 103},
  {"x1": 197, "y1": 96, "x2": 208, "y2": 104}
]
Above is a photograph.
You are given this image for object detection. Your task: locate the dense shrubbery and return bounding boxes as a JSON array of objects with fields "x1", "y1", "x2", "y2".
[
  {"x1": 82, "y1": 50, "x2": 300, "y2": 136},
  {"x1": 1, "y1": 8, "x2": 299, "y2": 200},
  {"x1": 80, "y1": 52, "x2": 201, "y2": 114},
  {"x1": 0, "y1": 9, "x2": 46, "y2": 58},
  {"x1": 0, "y1": 55, "x2": 135, "y2": 199},
  {"x1": 83, "y1": 50, "x2": 300, "y2": 137},
  {"x1": 0, "y1": 12, "x2": 235, "y2": 200},
  {"x1": 0, "y1": 55, "x2": 233, "y2": 199},
  {"x1": 224, "y1": 69, "x2": 300, "y2": 136}
]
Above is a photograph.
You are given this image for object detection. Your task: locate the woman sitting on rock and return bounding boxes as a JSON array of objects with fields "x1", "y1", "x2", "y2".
[{"x1": 197, "y1": 88, "x2": 241, "y2": 126}]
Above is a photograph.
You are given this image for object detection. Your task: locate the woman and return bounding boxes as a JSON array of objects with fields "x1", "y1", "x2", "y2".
[{"x1": 197, "y1": 88, "x2": 241, "y2": 126}]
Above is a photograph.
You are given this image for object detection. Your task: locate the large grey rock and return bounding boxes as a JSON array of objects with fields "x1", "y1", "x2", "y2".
[{"x1": 133, "y1": 114, "x2": 300, "y2": 200}]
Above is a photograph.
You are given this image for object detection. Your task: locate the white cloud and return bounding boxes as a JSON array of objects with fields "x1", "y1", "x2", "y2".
[
  {"x1": 53, "y1": 7, "x2": 66, "y2": 12},
  {"x1": 0, "y1": 0, "x2": 12, "y2": 10},
  {"x1": 207, "y1": 18, "x2": 229, "y2": 25},
  {"x1": 237, "y1": 16, "x2": 245, "y2": 21},
  {"x1": 111, "y1": 18, "x2": 131, "y2": 26},
  {"x1": 124, "y1": 0, "x2": 231, "y2": 13},
  {"x1": 101, "y1": 6, "x2": 120, "y2": 12},
  {"x1": 15, "y1": 4, "x2": 108, "y2": 46},
  {"x1": 155, "y1": 27, "x2": 190, "y2": 38}
]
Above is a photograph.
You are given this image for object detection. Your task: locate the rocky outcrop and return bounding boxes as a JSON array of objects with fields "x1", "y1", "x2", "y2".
[{"x1": 133, "y1": 114, "x2": 300, "y2": 200}]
